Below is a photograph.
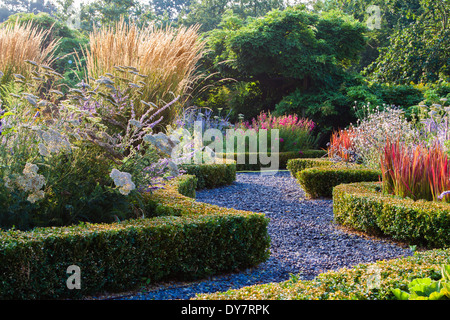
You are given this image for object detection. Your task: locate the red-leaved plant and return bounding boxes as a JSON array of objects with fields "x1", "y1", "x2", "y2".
[
  {"x1": 381, "y1": 139, "x2": 450, "y2": 202},
  {"x1": 327, "y1": 128, "x2": 356, "y2": 162}
]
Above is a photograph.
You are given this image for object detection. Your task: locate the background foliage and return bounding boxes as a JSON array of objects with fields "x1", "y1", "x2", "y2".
[{"x1": 2, "y1": 0, "x2": 450, "y2": 145}]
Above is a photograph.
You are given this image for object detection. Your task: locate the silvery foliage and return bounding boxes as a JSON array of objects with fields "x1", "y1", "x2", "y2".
[{"x1": 350, "y1": 104, "x2": 420, "y2": 170}]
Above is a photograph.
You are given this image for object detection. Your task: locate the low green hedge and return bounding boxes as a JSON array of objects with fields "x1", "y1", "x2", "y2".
[
  {"x1": 181, "y1": 162, "x2": 236, "y2": 190},
  {"x1": 176, "y1": 173, "x2": 198, "y2": 198},
  {"x1": 216, "y1": 150, "x2": 327, "y2": 171},
  {"x1": 296, "y1": 166, "x2": 381, "y2": 198},
  {"x1": 193, "y1": 247, "x2": 450, "y2": 300},
  {"x1": 0, "y1": 175, "x2": 270, "y2": 299},
  {"x1": 286, "y1": 158, "x2": 334, "y2": 177},
  {"x1": 333, "y1": 182, "x2": 450, "y2": 248}
]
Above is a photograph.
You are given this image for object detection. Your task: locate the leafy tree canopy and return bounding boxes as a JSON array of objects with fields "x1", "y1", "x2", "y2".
[
  {"x1": 0, "y1": 0, "x2": 56, "y2": 22},
  {"x1": 79, "y1": 0, "x2": 157, "y2": 32},
  {"x1": 362, "y1": 0, "x2": 450, "y2": 84},
  {"x1": 205, "y1": 6, "x2": 367, "y2": 94},
  {"x1": 181, "y1": 0, "x2": 286, "y2": 32},
  {"x1": 195, "y1": 5, "x2": 367, "y2": 132}
]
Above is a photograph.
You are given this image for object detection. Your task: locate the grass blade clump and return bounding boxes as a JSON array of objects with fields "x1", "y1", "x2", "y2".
[
  {"x1": 381, "y1": 139, "x2": 450, "y2": 202},
  {"x1": 84, "y1": 20, "x2": 205, "y2": 125},
  {"x1": 0, "y1": 19, "x2": 59, "y2": 85}
]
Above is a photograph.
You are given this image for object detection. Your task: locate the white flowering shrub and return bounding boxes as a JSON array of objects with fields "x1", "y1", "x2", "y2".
[
  {"x1": 4, "y1": 163, "x2": 46, "y2": 204},
  {"x1": 110, "y1": 169, "x2": 136, "y2": 196},
  {"x1": 350, "y1": 104, "x2": 420, "y2": 170}
]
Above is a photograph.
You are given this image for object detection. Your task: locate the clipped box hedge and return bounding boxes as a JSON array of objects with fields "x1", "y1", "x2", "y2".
[
  {"x1": 181, "y1": 162, "x2": 236, "y2": 190},
  {"x1": 296, "y1": 166, "x2": 381, "y2": 198},
  {"x1": 194, "y1": 247, "x2": 450, "y2": 300},
  {"x1": 286, "y1": 157, "x2": 334, "y2": 177},
  {"x1": 333, "y1": 182, "x2": 450, "y2": 248},
  {"x1": 0, "y1": 175, "x2": 270, "y2": 299},
  {"x1": 216, "y1": 150, "x2": 327, "y2": 171}
]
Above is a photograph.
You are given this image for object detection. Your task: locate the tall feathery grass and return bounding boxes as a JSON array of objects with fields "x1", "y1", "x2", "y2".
[
  {"x1": 84, "y1": 20, "x2": 206, "y2": 125},
  {"x1": 0, "y1": 19, "x2": 59, "y2": 84}
]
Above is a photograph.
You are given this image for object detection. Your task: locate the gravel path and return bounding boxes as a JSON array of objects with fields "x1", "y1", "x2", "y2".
[{"x1": 113, "y1": 170, "x2": 413, "y2": 300}]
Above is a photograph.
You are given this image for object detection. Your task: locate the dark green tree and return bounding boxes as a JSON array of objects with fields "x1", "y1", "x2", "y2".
[
  {"x1": 0, "y1": 0, "x2": 56, "y2": 22},
  {"x1": 181, "y1": 0, "x2": 285, "y2": 32},
  {"x1": 152, "y1": 0, "x2": 192, "y2": 21},
  {"x1": 364, "y1": 0, "x2": 450, "y2": 84},
  {"x1": 197, "y1": 6, "x2": 367, "y2": 133},
  {"x1": 79, "y1": 0, "x2": 157, "y2": 33},
  {"x1": 311, "y1": 0, "x2": 423, "y2": 71}
]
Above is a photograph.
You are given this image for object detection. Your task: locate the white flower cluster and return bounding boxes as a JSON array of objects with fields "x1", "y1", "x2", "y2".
[
  {"x1": 110, "y1": 169, "x2": 136, "y2": 195},
  {"x1": 351, "y1": 106, "x2": 419, "y2": 169},
  {"x1": 33, "y1": 127, "x2": 72, "y2": 157},
  {"x1": 128, "y1": 119, "x2": 142, "y2": 128},
  {"x1": 143, "y1": 132, "x2": 180, "y2": 155},
  {"x1": 4, "y1": 163, "x2": 46, "y2": 203}
]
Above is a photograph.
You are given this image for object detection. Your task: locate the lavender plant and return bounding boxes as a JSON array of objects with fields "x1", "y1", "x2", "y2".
[
  {"x1": 175, "y1": 107, "x2": 233, "y2": 137},
  {"x1": 168, "y1": 107, "x2": 234, "y2": 164},
  {"x1": 413, "y1": 99, "x2": 450, "y2": 153}
]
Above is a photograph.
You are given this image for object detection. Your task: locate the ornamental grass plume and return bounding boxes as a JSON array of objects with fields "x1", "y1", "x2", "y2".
[
  {"x1": 0, "y1": 18, "x2": 59, "y2": 84},
  {"x1": 381, "y1": 139, "x2": 450, "y2": 202},
  {"x1": 84, "y1": 19, "x2": 205, "y2": 125}
]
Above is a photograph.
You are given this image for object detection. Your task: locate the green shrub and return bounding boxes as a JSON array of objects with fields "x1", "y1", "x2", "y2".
[
  {"x1": 176, "y1": 174, "x2": 198, "y2": 198},
  {"x1": 333, "y1": 182, "x2": 450, "y2": 248},
  {"x1": 286, "y1": 157, "x2": 334, "y2": 178},
  {"x1": 194, "y1": 247, "x2": 450, "y2": 300},
  {"x1": 181, "y1": 163, "x2": 236, "y2": 189},
  {"x1": 296, "y1": 166, "x2": 381, "y2": 198},
  {"x1": 278, "y1": 150, "x2": 327, "y2": 169},
  {"x1": 373, "y1": 83, "x2": 423, "y2": 111},
  {"x1": 391, "y1": 264, "x2": 450, "y2": 300},
  {"x1": 0, "y1": 175, "x2": 270, "y2": 299},
  {"x1": 218, "y1": 150, "x2": 327, "y2": 172}
]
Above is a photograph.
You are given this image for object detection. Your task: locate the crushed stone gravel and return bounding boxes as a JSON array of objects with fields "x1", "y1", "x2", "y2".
[{"x1": 106, "y1": 170, "x2": 413, "y2": 300}]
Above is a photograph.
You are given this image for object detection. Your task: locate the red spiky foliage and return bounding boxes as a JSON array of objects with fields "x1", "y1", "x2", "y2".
[
  {"x1": 381, "y1": 139, "x2": 450, "y2": 202},
  {"x1": 327, "y1": 128, "x2": 356, "y2": 162}
]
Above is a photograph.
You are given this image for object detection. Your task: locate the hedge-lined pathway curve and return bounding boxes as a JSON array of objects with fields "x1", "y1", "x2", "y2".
[{"x1": 113, "y1": 170, "x2": 413, "y2": 300}]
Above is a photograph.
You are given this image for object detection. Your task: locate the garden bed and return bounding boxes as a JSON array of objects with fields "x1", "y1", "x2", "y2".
[
  {"x1": 193, "y1": 247, "x2": 450, "y2": 300},
  {"x1": 287, "y1": 158, "x2": 381, "y2": 198},
  {"x1": 0, "y1": 174, "x2": 270, "y2": 299},
  {"x1": 333, "y1": 182, "x2": 450, "y2": 248},
  {"x1": 217, "y1": 150, "x2": 327, "y2": 172},
  {"x1": 181, "y1": 162, "x2": 236, "y2": 190}
]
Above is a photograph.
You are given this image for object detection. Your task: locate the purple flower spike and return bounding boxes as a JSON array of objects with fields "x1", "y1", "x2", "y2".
[{"x1": 438, "y1": 190, "x2": 450, "y2": 200}]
